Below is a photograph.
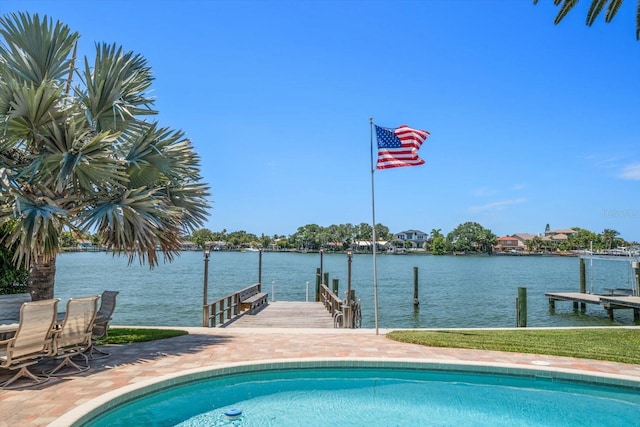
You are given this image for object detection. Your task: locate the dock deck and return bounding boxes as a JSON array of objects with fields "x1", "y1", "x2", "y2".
[
  {"x1": 223, "y1": 301, "x2": 336, "y2": 328},
  {"x1": 545, "y1": 292, "x2": 640, "y2": 321}
]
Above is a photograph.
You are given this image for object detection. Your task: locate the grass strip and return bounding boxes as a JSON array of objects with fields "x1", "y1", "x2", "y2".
[
  {"x1": 99, "y1": 328, "x2": 188, "y2": 344},
  {"x1": 387, "y1": 329, "x2": 640, "y2": 365}
]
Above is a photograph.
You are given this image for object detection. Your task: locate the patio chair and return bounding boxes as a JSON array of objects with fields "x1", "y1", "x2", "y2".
[
  {"x1": 0, "y1": 299, "x2": 60, "y2": 389},
  {"x1": 85, "y1": 290, "x2": 118, "y2": 359},
  {"x1": 47, "y1": 295, "x2": 99, "y2": 376}
]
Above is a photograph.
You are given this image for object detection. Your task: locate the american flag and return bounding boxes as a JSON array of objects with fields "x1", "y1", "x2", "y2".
[{"x1": 375, "y1": 124, "x2": 430, "y2": 170}]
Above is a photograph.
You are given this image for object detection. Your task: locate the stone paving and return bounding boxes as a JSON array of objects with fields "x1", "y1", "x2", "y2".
[{"x1": 1, "y1": 327, "x2": 640, "y2": 426}]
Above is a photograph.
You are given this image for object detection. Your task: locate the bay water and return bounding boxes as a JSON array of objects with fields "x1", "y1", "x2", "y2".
[{"x1": 54, "y1": 251, "x2": 638, "y2": 329}]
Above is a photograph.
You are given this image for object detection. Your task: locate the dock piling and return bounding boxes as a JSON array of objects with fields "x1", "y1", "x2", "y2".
[
  {"x1": 579, "y1": 258, "x2": 586, "y2": 311},
  {"x1": 413, "y1": 266, "x2": 419, "y2": 306},
  {"x1": 315, "y1": 268, "x2": 321, "y2": 302},
  {"x1": 516, "y1": 287, "x2": 527, "y2": 327}
]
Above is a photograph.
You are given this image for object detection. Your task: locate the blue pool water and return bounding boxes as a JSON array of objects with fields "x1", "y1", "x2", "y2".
[{"x1": 83, "y1": 365, "x2": 640, "y2": 427}]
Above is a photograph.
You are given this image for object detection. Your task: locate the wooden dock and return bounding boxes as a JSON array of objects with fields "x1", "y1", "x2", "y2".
[
  {"x1": 222, "y1": 301, "x2": 336, "y2": 328},
  {"x1": 546, "y1": 292, "x2": 640, "y2": 321}
]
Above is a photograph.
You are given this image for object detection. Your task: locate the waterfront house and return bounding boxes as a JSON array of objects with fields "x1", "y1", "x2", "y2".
[
  {"x1": 512, "y1": 233, "x2": 536, "y2": 247},
  {"x1": 353, "y1": 240, "x2": 389, "y2": 252},
  {"x1": 544, "y1": 228, "x2": 578, "y2": 240},
  {"x1": 394, "y1": 230, "x2": 429, "y2": 249},
  {"x1": 494, "y1": 236, "x2": 520, "y2": 253}
]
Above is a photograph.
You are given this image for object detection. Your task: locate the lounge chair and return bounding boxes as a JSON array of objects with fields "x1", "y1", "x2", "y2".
[
  {"x1": 0, "y1": 299, "x2": 60, "y2": 389},
  {"x1": 47, "y1": 295, "x2": 99, "y2": 376},
  {"x1": 86, "y1": 290, "x2": 118, "y2": 359}
]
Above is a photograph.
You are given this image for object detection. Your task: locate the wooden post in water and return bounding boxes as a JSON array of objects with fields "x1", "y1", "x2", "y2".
[
  {"x1": 579, "y1": 257, "x2": 586, "y2": 311},
  {"x1": 332, "y1": 278, "x2": 339, "y2": 294},
  {"x1": 258, "y1": 249, "x2": 263, "y2": 291},
  {"x1": 579, "y1": 258, "x2": 586, "y2": 292},
  {"x1": 516, "y1": 287, "x2": 527, "y2": 327},
  {"x1": 413, "y1": 266, "x2": 419, "y2": 306},
  {"x1": 634, "y1": 262, "x2": 640, "y2": 321},
  {"x1": 345, "y1": 251, "x2": 353, "y2": 328},
  {"x1": 315, "y1": 267, "x2": 321, "y2": 302},
  {"x1": 323, "y1": 272, "x2": 329, "y2": 289},
  {"x1": 202, "y1": 248, "x2": 210, "y2": 327}
]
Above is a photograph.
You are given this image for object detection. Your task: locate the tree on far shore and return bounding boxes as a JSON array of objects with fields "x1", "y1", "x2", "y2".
[{"x1": 0, "y1": 13, "x2": 210, "y2": 300}]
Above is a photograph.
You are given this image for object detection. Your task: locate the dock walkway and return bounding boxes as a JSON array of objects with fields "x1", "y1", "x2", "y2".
[
  {"x1": 546, "y1": 292, "x2": 640, "y2": 321},
  {"x1": 223, "y1": 301, "x2": 336, "y2": 328}
]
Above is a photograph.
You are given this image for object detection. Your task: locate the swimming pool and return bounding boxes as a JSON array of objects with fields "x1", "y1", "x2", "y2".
[{"x1": 62, "y1": 360, "x2": 640, "y2": 427}]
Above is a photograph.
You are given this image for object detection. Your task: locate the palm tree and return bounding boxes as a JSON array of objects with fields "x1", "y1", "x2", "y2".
[
  {"x1": 0, "y1": 13, "x2": 210, "y2": 300},
  {"x1": 534, "y1": 0, "x2": 640, "y2": 40},
  {"x1": 601, "y1": 228, "x2": 620, "y2": 249}
]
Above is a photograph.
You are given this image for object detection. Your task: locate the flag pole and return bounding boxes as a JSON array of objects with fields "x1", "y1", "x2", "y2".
[{"x1": 370, "y1": 116, "x2": 380, "y2": 335}]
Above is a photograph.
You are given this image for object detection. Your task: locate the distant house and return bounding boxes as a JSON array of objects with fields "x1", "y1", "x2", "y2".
[
  {"x1": 353, "y1": 240, "x2": 389, "y2": 252},
  {"x1": 180, "y1": 241, "x2": 199, "y2": 251},
  {"x1": 512, "y1": 233, "x2": 536, "y2": 248},
  {"x1": 494, "y1": 236, "x2": 520, "y2": 252},
  {"x1": 544, "y1": 228, "x2": 578, "y2": 240},
  {"x1": 394, "y1": 230, "x2": 429, "y2": 249}
]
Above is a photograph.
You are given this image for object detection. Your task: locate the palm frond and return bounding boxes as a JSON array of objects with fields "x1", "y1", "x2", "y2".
[
  {"x1": 5, "y1": 192, "x2": 68, "y2": 267},
  {"x1": 123, "y1": 123, "x2": 203, "y2": 188},
  {"x1": 555, "y1": 0, "x2": 580, "y2": 25},
  {"x1": 80, "y1": 42, "x2": 157, "y2": 132},
  {"x1": 82, "y1": 187, "x2": 183, "y2": 266},
  {"x1": 163, "y1": 182, "x2": 211, "y2": 231},
  {"x1": 605, "y1": 0, "x2": 623, "y2": 22},
  {"x1": 0, "y1": 12, "x2": 78, "y2": 85},
  {"x1": 637, "y1": 1, "x2": 640, "y2": 40},
  {"x1": 5, "y1": 80, "x2": 63, "y2": 145},
  {"x1": 37, "y1": 118, "x2": 127, "y2": 193},
  {"x1": 586, "y1": 0, "x2": 609, "y2": 26}
]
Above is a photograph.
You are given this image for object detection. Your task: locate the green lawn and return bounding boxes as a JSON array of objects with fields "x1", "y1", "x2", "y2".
[
  {"x1": 100, "y1": 328, "x2": 188, "y2": 344},
  {"x1": 387, "y1": 329, "x2": 640, "y2": 365},
  {"x1": 97, "y1": 327, "x2": 640, "y2": 365}
]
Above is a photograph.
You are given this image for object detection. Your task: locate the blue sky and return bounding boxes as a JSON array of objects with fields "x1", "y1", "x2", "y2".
[{"x1": 3, "y1": 1, "x2": 639, "y2": 242}]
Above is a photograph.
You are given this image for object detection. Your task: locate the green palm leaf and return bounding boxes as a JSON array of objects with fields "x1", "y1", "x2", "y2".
[
  {"x1": 586, "y1": 0, "x2": 609, "y2": 26},
  {"x1": 37, "y1": 119, "x2": 127, "y2": 193},
  {"x1": 0, "y1": 12, "x2": 78, "y2": 85},
  {"x1": 536, "y1": 0, "x2": 640, "y2": 40},
  {"x1": 3, "y1": 80, "x2": 63, "y2": 146},
  {"x1": 5, "y1": 192, "x2": 68, "y2": 267},
  {"x1": 554, "y1": 0, "x2": 580, "y2": 25},
  {"x1": 604, "y1": 0, "x2": 623, "y2": 22},
  {"x1": 80, "y1": 42, "x2": 156, "y2": 132},
  {"x1": 83, "y1": 187, "x2": 182, "y2": 265}
]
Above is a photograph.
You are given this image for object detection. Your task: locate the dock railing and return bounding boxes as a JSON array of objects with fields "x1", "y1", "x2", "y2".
[
  {"x1": 205, "y1": 293, "x2": 239, "y2": 328},
  {"x1": 204, "y1": 283, "x2": 262, "y2": 327},
  {"x1": 320, "y1": 284, "x2": 344, "y2": 327}
]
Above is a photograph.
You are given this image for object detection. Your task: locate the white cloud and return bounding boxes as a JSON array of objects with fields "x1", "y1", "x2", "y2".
[
  {"x1": 472, "y1": 187, "x2": 495, "y2": 197},
  {"x1": 618, "y1": 163, "x2": 640, "y2": 180},
  {"x1": 468, "y1": 198, "x2": 527, "y2": 213}
]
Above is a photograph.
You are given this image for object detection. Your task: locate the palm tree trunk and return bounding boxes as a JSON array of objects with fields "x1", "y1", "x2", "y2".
[{"x1": 27, "y1": 254, "x2": 57, "y2": 300}]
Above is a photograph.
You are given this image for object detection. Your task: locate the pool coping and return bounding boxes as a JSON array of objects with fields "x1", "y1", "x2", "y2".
[{"x1": 50, "y1": 356, "x2": 640, "y2": 427}]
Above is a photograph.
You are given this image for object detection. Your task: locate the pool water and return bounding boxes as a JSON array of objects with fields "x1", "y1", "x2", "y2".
[{"x1": 84, "y1": 367, "x2": 640, "y2": 427}]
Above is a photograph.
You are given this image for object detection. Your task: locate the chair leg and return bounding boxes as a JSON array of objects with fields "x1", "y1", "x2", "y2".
[
  {"x1": 1, "y1": 363, "x2": 50, "y2": 389},
  {"x1": 82, "y1": 340, "x2": 111, "y2": 360},
  {"x1": 48, "y1": 351, "x2": 90, "y2": 376}
]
